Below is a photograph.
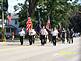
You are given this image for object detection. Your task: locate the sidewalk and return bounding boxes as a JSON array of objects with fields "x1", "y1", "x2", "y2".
[{"x1": 0, "y1": 38, "x2": 41, "y2": 46}]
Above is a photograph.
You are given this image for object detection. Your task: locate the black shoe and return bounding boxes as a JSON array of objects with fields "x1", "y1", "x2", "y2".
[
  {"x1": 21, "y1": 44, "x2": 23, "y2": 45},
  {"x1": 41, "y1": 44, "x2": 44, "y2": 46},
  {"x1": 53, "y1": 44, "x2": 56, "y2": 46}
]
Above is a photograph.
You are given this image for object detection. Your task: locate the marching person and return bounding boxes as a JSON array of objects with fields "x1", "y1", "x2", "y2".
[
  {"x1": 28, "y1": 28, "x2": 36, "y2": 45},
  {"x1": 61, "y1": 28, "x2": 66, "y2": 44},
  {"x1": 69, "y1": 29, "x2": 74, "y2": 43},
  {"x1": 19, "y1": 28, "x2": 25, "y2": 45},
  {"x1": 66, "y1": 28, "x2": 70, "y2": 43},
  {"x1": 51, "y1": 27, "x2": 58, "y2": 46},
  {"x1": 58, "y1": 28, "x2": 62, "y2": 41},
  {"x1": 40, "y1": 26, "x2": 48, "y2": 46},
  {"x1": 46, "y1": 28, "x2": 52, "y2": 43}
]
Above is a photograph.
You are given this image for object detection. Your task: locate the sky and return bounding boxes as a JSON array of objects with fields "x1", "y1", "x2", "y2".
[
  {"x1": 8, "y1": 0, "x2": 25, "y2": 13},
  {"x1": 78, "y1": 0, "x2": 81, "y2": 3}
]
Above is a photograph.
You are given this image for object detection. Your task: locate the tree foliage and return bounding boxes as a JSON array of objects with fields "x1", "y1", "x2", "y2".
[
  {"x1": 14, "y1": 0, "x2": 39, "y2": 27},
  {"x1": 14, "y1": 0, "x2": 80, "y2": 30},
  {"x1": 46, "y1": 0, "x2": 79, "y2": 27},
  {"x1": 69, "y1": 9, "x2": 81, "y2": 32},
  {"x1": 0, "y1": 0, "x2": 8, "y2": 19}
]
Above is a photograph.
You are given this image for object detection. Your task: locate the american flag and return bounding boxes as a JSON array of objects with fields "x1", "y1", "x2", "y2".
[
  {"x1": 46, "y1": 18, "x2": 51, "y2": 31},
  {"x1": 26, "y1": 17, "x2": 32, "y2": 32}
]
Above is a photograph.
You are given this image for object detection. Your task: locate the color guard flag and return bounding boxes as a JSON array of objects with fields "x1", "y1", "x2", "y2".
[
  {"x1": 46, "y1": 18, "x2": 51, "y2": 31},
  {"x1": 26, "y1": 17, "x2": 32, "y2": 32},
  {"x1": 35, "y1": 20, "x2": 41, "y2": 33}
]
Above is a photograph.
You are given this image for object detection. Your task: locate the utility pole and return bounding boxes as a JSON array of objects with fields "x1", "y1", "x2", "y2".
[
  {"x1": 1, "y1": 0, "x2": 8, "y2": 42},
  {"x1": 2, "y1": 0, "x2": 5, "y2": 42},
  {"x1": 2, "y1": 0, "x2": 8, "y2": 42}
]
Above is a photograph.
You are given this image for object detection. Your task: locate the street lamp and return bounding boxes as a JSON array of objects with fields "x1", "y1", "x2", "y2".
[
  {"x1": 42, "y1": 5, "x2": 47, "y2": 13},
  {"x1": 41, "y1": 4, "x2": 47, "y2": 22},
  {"x1": 37, "y1": 5, "x2": 41, "y2": 22},
  {"x1": 26, "y1": 1, "x2": 29, "y2": 17},
  {"x1": 35, "y1": 5, "x2": 41, "y2": 33},
  {"x1": 26, "y1": 1, "x2": 29, "y2": 5}
]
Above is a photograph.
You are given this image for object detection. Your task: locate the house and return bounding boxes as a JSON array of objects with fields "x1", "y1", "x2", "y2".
[{"x1": 5, "y1": 13, "x2": 20, "y2": 38}]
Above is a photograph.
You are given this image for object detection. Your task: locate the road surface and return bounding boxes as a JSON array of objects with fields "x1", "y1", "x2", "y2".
[{"x1": 0, "y1": 37, "x2": 80, "y2": 61}]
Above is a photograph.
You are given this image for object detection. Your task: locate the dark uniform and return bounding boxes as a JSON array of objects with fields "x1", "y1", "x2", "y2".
[
  {"x1": 61, "y1": 28, "x2": 66, "y2": 44},
  {"x1": 69, "y1": 29, "x2": 74, "y2": 43},
  {"x1": 29, "y1": 29, "x2": 36, "y2": 45},
  {"x1": 19, "y1": 29, "x2": 25, "y2": 45},
  {"x1": 48, "y1": 30, "x2": 52, "y2": 43},
  {"x1": 51, "y1": 29, "x2": 58, "y2": 46},
  {"x1": 66, "y1": 29, "x2": 70, "y2": 43}
]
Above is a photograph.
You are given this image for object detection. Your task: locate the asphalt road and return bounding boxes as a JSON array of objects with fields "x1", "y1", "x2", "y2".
[{"x1": 0, "y1": 37, "x2": 80, "y2": 61}]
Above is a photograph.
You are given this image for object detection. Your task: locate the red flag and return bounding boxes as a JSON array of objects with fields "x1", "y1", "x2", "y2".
[
  {"x1": 26, "y1": 17, "x2": 32, "y2": 32},
  {"x1": 46, "y1": 19, "x2": 51, "y2": 31},
  {"x1": 7, "y1": 15, "x2": 12, "y2": 25}
]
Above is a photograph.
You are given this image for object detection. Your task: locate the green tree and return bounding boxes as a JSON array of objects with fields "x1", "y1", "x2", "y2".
[
  {"x1": 0, "y1": 0, "x2": 8, "y2": 19},
  {"x1": 14, "y1": 0, "x2": 39, "y2": 27},
  {"x1": 14, "y1": 0, "x2": 80, "y2": 28},
  {"x1": 45, "y1": 0, "x2": 79, "y2": 28}
]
